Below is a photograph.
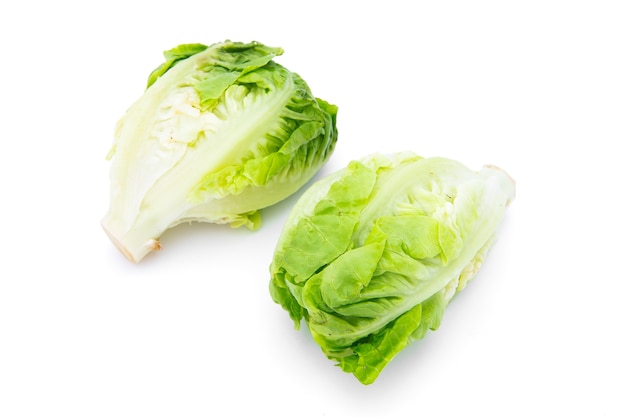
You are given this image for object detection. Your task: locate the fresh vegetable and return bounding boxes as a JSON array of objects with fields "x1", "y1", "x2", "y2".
[
  {"x1": 102, "y1": 41, "x2": 337, "y2": 263},
  {"x1": 269, "y1": 152, "x2": 515, "y2": 384}
]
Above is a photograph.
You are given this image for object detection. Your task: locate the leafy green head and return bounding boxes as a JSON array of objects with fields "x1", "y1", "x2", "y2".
[
  {"x1": 102, "y1": 41, "x2": 337, "y2": 263},
  {"x1": 270, "y1": 152, "x2": 515, "y2": 384}
]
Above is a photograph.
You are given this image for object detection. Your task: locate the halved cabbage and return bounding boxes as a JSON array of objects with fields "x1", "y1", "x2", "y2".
[{"x1": 102, "y1": 41, "x2": 337, "y2": 262}]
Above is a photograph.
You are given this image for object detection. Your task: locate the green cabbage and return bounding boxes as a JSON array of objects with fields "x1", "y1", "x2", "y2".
[
  {"x1": 102, "y1": 41, "x2": 337, "y2": 263},
  {"x1": 269, "y1": 152, "x2": 515, "y2": 384}
]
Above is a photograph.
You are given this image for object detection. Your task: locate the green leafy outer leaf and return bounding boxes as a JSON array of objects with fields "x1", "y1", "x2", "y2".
[
  {"x1": 269, "y1": 152, "x2": 515, "y2": 384},
  {"x1": 102, "y1": 41, "x2": 337, "y2": 263},
  {"x1": 146, "y1": 43, "x2": 209, "y2": 88},
  {"x1": 339, "y1": 292, "x2": 446, "y2": 385}
]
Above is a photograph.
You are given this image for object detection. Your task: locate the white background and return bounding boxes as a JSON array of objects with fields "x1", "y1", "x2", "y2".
[{"x1": 1, "y1": 1, "x2": 625, "y2": 416}]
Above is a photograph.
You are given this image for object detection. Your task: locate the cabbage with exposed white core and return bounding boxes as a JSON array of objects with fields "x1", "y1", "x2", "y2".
[
  {"x1": 101, "y1": 41, "x2": 337, "y2": 263},
  {"x1": 269, "y1": 152, "x2": 515, "y2": 384}
]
